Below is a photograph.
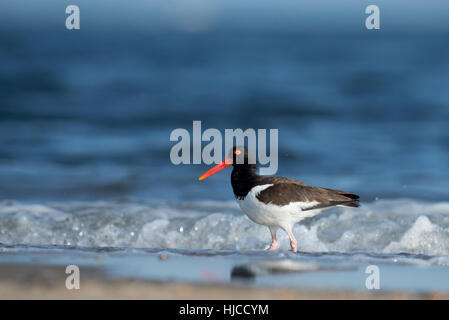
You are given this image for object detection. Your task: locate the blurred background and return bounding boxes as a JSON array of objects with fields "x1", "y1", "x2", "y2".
[{"x1": 1, "y1": 0, "x2": 448, "y2": 202}]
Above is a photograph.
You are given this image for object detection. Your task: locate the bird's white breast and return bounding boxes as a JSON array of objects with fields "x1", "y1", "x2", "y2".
[{"x1": 236, "y1": 184, "x2": 322, "y2": 230}]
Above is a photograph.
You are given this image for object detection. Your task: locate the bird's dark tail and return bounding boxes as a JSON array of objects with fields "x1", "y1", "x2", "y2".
[{"x1": 340, "y1": 193, "x2": 360, "y2": 207}]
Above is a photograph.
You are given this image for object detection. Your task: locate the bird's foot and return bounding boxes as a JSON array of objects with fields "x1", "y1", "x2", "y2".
[
  {"x1": 267, "y1": 240, "x2": 278, "y2": 251},
  {"x1": 289, "y1": 240, "x2": 298, "y2": 253}
]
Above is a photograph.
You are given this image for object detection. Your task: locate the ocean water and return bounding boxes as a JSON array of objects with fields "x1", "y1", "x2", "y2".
[
  {"x1": 1, "y1": 198, "x2": 449, "y2": 292},
  {"x1": 1, "y1": 30, "x2": 449, "y2": 202},
  {"x1": 1, "y1": 198, "x2": 449, "y2": 256},
  {"x1": 1, "y1": 1, "x2": 449, "y2": 293}
]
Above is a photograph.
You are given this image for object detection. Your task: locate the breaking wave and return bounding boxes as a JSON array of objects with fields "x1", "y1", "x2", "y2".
[{"x1": 0, "y1": 198, "x2": 449, "y2": 256}]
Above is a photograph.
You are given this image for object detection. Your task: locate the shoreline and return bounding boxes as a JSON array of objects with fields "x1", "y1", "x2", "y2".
[{"x1": 0, "y1": 264, "x2": 447, "y2": 300}]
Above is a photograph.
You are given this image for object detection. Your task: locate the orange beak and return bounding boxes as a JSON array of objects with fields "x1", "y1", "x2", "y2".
[{"x1": 198, "y1": 158, "x2": 232, "y2": 181}]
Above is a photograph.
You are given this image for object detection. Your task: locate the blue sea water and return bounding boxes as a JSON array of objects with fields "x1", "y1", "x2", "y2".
[
  {"x1": 1, "y1": 29, "x2": 449, "y2": 202},
  {"x1": 0, "y1": 1, "x2": 449, "y2": 294}
]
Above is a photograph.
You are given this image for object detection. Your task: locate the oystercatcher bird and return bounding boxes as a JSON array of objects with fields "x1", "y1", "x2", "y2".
[{"x1": 199, "y1": 146, "x2": 359, "y2": 252}]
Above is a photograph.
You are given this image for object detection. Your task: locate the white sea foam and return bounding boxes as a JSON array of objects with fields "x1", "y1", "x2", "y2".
[{"x1": 1, "y1": 199, "x2": 449, "y2": 257}]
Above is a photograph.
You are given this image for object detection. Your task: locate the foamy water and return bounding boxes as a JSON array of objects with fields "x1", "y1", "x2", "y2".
[{"x1": 1, "y1": 198, "x2": 448, "y2": 257}]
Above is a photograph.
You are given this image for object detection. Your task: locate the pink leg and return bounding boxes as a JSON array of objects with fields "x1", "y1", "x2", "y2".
[
  {"x1": 286, "y1": 230, "x2": 298, "y2": 253},
  {"x1": 267, "y1": 227, "x2": 278, "y2": 251}
]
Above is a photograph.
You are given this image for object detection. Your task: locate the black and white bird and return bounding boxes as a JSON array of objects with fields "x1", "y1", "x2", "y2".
[{"x1": 199, "y1": 146, "x2": 359, "y2": 252}]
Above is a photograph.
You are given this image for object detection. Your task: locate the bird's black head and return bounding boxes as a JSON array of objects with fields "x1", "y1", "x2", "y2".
[
  {"x1": 229, "y1": 146, "x2": 258, "y2": 198},
  {"x1": 229, "y1": 146, "x2": 257, "y2": 173},
  {"x1": 228, "y1": 146, "x2": 256, "y2": 165}
]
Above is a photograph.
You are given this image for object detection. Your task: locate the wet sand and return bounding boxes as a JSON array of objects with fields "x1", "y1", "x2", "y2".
[{"x1": 0, "y1": 265, "x2": 447, "y2": 300}]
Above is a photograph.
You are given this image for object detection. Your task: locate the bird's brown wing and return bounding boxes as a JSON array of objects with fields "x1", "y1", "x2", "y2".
[{"x1": 256, "y1": 183, "x2": 359, "y2": 210}]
